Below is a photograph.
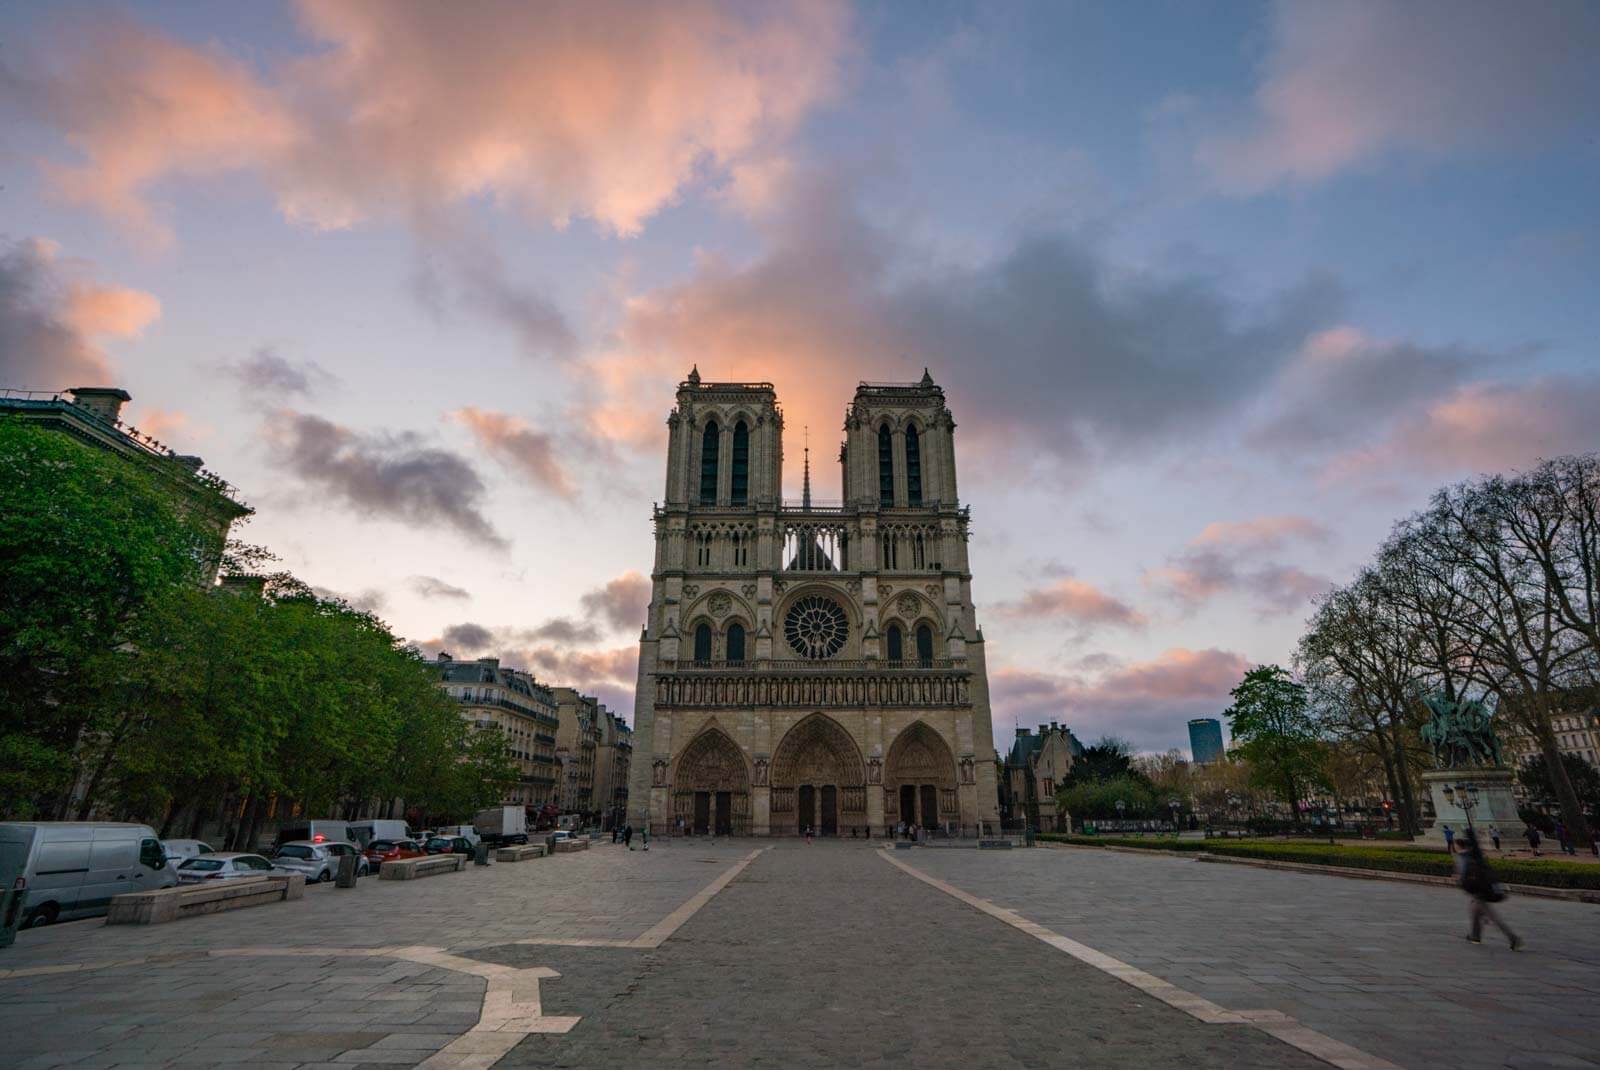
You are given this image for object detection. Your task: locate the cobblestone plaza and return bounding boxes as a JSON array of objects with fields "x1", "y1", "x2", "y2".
[{"x1": 4, "y1": 842, "x2": 1596, "y2": 1069}]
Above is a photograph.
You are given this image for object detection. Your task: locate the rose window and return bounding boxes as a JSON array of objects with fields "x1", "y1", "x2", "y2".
[{"x1": 784, "y1": 596, "x2": 849, "y2": 659}]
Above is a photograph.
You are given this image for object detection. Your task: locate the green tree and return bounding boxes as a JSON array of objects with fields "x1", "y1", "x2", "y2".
[
  {"x1": 1058, "y1": 775, "x2": 1158, "y2": 822},
  {"x1": 0, "y1": 418, "x2": 216, "y2": 817},
  {"x1": 1518, "y1": 753, "x2": 1600, "y2": 812},
  {"x1": 1064, "y1": 737, "x2": 1138, "y2": 786},
  {"x1": 1224, "y1": 665, "x2": 1324, "y2": 825}
]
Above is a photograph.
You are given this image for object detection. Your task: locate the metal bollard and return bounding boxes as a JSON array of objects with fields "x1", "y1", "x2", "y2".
[
  {"x1": 335, "y1": 852, "x2": 359, "y2": 888},
  {"x1": 473, "y1": 842, "x2": 490, "y2": 866}
]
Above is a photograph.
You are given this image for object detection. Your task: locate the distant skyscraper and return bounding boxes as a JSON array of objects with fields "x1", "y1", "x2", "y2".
[{"x1": 1188, "y1": 718, "x2": 1225, "y2": 765}]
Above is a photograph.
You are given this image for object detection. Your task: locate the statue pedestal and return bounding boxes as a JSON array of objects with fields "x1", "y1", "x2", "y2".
[{"x1": 1419, "y1": 769, "x2": 1521, "y2": 848}]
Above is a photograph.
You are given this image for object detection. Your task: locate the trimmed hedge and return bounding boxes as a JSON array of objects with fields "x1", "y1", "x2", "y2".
[{"x1": 1037, "y1": 833, "x2": 1600, "y2": 891}]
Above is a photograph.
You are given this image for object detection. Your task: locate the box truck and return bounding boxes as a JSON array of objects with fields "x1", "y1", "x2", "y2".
[{"x1": 473, "y1": 807, "x2": 529, "y2": 846}]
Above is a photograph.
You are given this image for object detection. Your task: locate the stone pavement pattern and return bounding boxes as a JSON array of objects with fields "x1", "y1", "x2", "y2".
[
  {"x1": 2, "y1": 840, "x2": 1593, "y2": 1068},
  {"x1": 907, "y1": 846, "x2": 1600, "y2": 1070}
]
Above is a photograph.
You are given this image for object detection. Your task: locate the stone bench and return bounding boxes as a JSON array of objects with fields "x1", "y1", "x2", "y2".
[
  {"x1": 552, "y1": 838, "x2": 589, "y2": 853},
  {"x1": 978, "y1": 839, "x2": 1015, "y2": 849},
  {"x1": 378, "y1": 854, "x2": 468, "y2": 880},
  {"x1": 108, "y1": 874, "x2": 304, "y2": 925},
  {"x1": 495, "y1": 844, "x2": 548, "y2": 862}
]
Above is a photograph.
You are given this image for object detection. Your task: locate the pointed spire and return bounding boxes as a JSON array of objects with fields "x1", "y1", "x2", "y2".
[
  {"x1": 687, "y1": 364, "x2": 701, "y2": 385},
  {"x1": 920, "y1": 367, "x2": 934, "y2": 387},
  {"x1": 802, "y1": 425, "x2": 812, "y2": 510}
]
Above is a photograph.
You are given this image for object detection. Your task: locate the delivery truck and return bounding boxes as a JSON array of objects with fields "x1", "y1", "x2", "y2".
[{"x1": 472, "y1": 806, "x2": 529, "y2": 846}]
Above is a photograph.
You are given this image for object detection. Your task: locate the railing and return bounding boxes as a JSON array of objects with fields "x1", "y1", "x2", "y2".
[
  {"x1": 456, "y1": 694, "x2": 560, "y2": 727},
  {"x1": 664, "y1": 658, "x2": 963, "y2": 672},
  {"x1": 653, "y1": 669, "x2": 971, "y2": 709}
]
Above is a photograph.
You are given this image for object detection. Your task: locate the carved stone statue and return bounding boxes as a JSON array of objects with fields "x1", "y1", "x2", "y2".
[
  {"x1": 652, "y1": 757, "x2": 670, "y2": 787},
  {"x1": 1420, "y1": 694, "x2": 1504, "y2": 769}
]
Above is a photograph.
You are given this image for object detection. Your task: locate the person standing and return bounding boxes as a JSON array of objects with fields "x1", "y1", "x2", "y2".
[
  {"x1": 642, "y1": 827, "x2": 649, "y2": 852},
  {"x1": 1442, "y1": 824, "x2": 1455, "y2": 853},
  {"x1": 1555, "y1": 820, "x2": 1576, "y2": 856},
  {"x1": 1488, "y1": 825, "x2": 1501, "y2": 851},
  {"x1": 804, "y1": 824, "x2": 813, "y2": 845},
  {"x1": 624, "y1": 824, "x2": 634, "y2": 850},
  {"x1": 1524, "y1": 823, "x2": 1541, "y2": 856},
  {"x1": 1455, "y1": 832, "x2": 1521, "y2": 950}
]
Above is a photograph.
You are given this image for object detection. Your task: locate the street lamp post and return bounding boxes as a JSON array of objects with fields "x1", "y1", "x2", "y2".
[
  {"x1": 1442, "y1": 782, "x2": 1480, "y2": 839},
  {"x1": 1114, "y1": 798, "x2": 1126, "y2": 833},
  {"x1": 1169, "y1": 798, "x2": 1181, "y2": 837}
]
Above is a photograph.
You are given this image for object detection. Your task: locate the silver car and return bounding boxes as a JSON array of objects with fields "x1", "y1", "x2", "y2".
[
  {"x1": 271, "y1": 840, "x2": 368, "y2": 883},
  {"x1": 176, "y1": 852, "x2": 276, "y2": 884}
]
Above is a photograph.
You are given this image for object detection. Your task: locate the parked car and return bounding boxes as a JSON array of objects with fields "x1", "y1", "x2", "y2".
[
  {"x1": 160, "y1": 838, "x2": 215, "y2": 869},
  {"x1": 176, "y1": 853, "x2": 277, "y2": 884},
  {"x1": 362, "y1": 839, "x2": 425, "y2": 870},
  {"x1": 423, "y1": 836, "x2": 475, "y2": 856},
  {"x1": 0, "y1": 821, "x2": 177, "y2": 927},
  {"x1": 271, "y1": 841, "x2": 368, "y2": 883}
]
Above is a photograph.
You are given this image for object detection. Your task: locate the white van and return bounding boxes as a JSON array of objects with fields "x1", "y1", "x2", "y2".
[
  {"x1": 0, "y1": 822, "x2": 178, "y2": 928},
  {"x1": 346, "y1": 819, "x2": 413, "y2": 848}
]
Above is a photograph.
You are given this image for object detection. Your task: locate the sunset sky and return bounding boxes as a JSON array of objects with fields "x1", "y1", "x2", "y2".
[{"x1": 4, "y1": 1, "x2": 1598, "y2": 755}]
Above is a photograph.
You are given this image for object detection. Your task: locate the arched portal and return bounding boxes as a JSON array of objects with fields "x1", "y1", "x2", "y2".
[
  {"x1": 672, "y1": 726, "x2": 749, "y2": 835},
  {"x1": 885, "y1": 721, "x2": 959, "y2": 831},
  {"x1": 770, "y1": 713, "x2": 866, "y2": 836}
]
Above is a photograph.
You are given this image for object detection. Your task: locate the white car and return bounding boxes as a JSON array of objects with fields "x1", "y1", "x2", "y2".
[
  {"x1": 161, "y1": 838, "x2": 214, "y2": 869},
  {"x1": 176, "y1": 852, "x2": 276, "y2": 884},
  {"x1": 271, "y1": 841, "x2": 368, "y2": 883}
]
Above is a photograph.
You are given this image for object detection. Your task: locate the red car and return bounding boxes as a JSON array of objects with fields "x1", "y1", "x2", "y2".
[{"x1": 363, "y1": 839, "x2": 425, "y2": 871}]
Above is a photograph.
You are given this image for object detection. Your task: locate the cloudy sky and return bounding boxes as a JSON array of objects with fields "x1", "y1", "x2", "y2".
[{"x1": 4, "y1": 1, "x2": 1598, "y2": 754}]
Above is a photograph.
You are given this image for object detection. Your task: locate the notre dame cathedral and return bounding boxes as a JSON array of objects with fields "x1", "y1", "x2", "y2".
[{"x1": 625, "y1": 370, "x2": 1000, "y2": 836}]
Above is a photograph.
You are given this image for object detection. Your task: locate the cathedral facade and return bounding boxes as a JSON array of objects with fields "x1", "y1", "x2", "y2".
[{"x1": 625, "y1": 370, "x2": 1000, "y2": 836}]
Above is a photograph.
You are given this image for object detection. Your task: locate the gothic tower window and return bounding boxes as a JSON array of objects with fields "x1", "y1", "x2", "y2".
[
  {"x1": 727, "y1": 622, "x2": 746, "y2": 663},
  {"x1": 916, "y1": 624, "x2": 934, "y2": 665},
  {"x1": 886, "y1": 623, "x2": 904, "y2": 662},
  {"x1": 700, "y1": 421, "x2": 720, "y2": 504},
  {"x1": 731, "y1": 421, "x2": 749, "y2": 504},
  {"x1": 694, "y1": 622, "x2": 713, "y2": 664},
  {"x1": 878, "y1": 424, "x2": 894, "y2": 505},
  {"x1": 906, "y1": 425, "x2": 922, "y2": 505}
]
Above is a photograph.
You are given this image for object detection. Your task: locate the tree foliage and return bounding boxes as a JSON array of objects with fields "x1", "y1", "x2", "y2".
[
  {"x1": 1518, "y1": 752, "x2": 1600, "y2": 812},
  {"x1": 0, "y1": 417, "x2": 516, "y2": 832},
  {"x1": 1224, "y1": 665, "x2": 1324, "y2": 823}
]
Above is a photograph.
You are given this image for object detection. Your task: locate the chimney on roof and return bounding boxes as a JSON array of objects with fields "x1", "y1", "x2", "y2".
[
  {"x1": 1015, "y1": 727, "x2": 1030, "y2": 738},
  {"x1": 68, "y1": 387, "x2": 132, "y2": 424},
  {"x1": 1038, "y1": 723, "x2": 1048, "y2": 735}
]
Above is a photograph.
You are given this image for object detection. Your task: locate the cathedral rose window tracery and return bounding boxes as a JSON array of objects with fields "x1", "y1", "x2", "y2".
[{"x1": 783, "y1": 595, "x2": 849, "y2": 659}]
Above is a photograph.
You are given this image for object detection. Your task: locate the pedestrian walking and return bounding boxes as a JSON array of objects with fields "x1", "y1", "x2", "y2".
[
  {"x1": 624, "y1": 824, "x2": 634, "y2": 850},
  {"x1": 1455, "y1": 832, "x2": 1522, "y2": 950},
  {"x1": 1591, "y1": 827, "x2": 1599, "y2": 857},
  {"x1": 1555, "y1": 820, "x2": 1575, "y2": 856},
  {"x1": 612, "y1": 827, "x2": 619, "y2": 844},
  {"x1": 1442, "y1": 824, "x2": 1455, "y2": 852},
  {"x1": 642, "y1": 827, "x2": 649, "y2": 851},
  {"x1": 1488, "y1": 824, "x2": 1500, "y2": 851},
  {"x1": 1524, "y1": 824, "x2": 1541, "y2": 856},
  {"x1": 804, "y1": 824, "x2": 813, "y2": 845}
]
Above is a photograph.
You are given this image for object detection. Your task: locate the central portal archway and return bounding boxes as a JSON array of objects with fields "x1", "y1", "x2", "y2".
[
  {"x1": 770, "y1": 713, "x2": 865, "y2": 836},
  {"x1": 672, "y1": 726, "x2": 750, "y2": 835},
  {"x1": 885, "y1": 720, "x2": 959, "y2": 831}
]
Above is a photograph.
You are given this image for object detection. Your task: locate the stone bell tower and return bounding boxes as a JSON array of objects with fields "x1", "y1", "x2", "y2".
[{"x1": 626, "y1": 370, "x2": 1000, "y2": 838}]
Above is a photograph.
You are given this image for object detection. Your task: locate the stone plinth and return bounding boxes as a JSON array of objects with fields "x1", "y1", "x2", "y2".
[
  {"x1": 495, "y1": 844, "x2": 548, "y2": 862},
  {"x1": 108, "y1": 874, "x2": 304, "y2": 925},
  {"x1": 1419, "y1": 768, "x2": 1521, "y2": 848},
  {"x1": 378, "y1": 854, "x2": 467, "y2": 879}
]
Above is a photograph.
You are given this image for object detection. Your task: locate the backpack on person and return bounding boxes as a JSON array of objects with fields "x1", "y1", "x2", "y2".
[{"x1": 1461, "y1": 852, "x2": 1506, "y2": 903}]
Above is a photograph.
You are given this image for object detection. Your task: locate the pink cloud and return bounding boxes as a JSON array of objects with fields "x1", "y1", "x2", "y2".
[
  {"x1": 1325, "y1": 377, "x2": 1600, "y2": 482},
  {"x1": 579, "y1": 571, "x2": 652, "y2": 634},
  {"x1": 0, "y1": 237, "x2": 159, "y2": 389},
  {"x1": 1193, "y1": 514, "x2": 1328, "y2": 549},
  {"x1": 1196, "y1": 3, "x2": 1600, "y2": 191},
  {"x1": 450, "y1": 407, "x2": 576, "y2": 499},
  {"x1": 1146, "y1": 515, "x2": 1333, "y2": 616},
  {"x1": 990, "y1": 647, "x2": 1252, "y2": 752},
  {"x1": 997, "y1": 577, "x2": 1146, "y2": 630},
  {"x1": 18, "y1": 2, "x2": 849, "y2": 241}
]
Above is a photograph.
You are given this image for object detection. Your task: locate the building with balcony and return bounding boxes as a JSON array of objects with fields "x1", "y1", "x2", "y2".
[
  {"x1": 553, "y1": 687, "x2": 602, "y2": 817},
  {"x1": 436, "y1": 655, "x2": 560, "y2": 807},
  {"x1": 592, "y1": 708, "x2": 633, "y2": 830},
  {"x1": 626, "y1": 370, "x2": 1001, "y2": 836}
]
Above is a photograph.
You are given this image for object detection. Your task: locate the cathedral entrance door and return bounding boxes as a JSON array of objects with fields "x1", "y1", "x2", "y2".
[
  {"x1": 899, "y1": 784, "x2": 916, "y2": 829},
  {"x1": 798, "y1": 785, "x2": 816, "y2": 834},
  {"x1": 820, "y1": 786, "x2": 838, "y2": 836},
  {"x1": 693, "y1": 792, "x2": 711, "y2": 835},
  {"x1": 919, "y1": 784, "x2": 939, "y2": 830},
  {"x1": 714, "y1": 791, "x2": 732, "y2": 836}
]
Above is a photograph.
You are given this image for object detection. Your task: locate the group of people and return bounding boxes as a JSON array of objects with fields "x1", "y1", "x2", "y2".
[
  {"x1": 1441, "y1": 819, "x2": 1597, "y2": 857},
  {"x1": 611, "y1": 824, "x2": 648, "y2": 850}
]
